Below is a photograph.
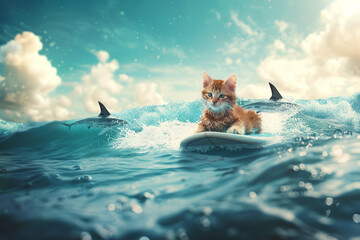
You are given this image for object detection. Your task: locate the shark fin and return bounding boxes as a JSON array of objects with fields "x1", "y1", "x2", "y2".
[
  {"x1": 269, "y1": 82, "x2": 283, "y2": 101},
  {"x1": 98, "y1": 101, "x2": 111, "y2": 117}
]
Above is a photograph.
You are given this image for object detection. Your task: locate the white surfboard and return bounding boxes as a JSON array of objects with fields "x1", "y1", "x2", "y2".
[{"x1": 180, "y1": 132, "x2": 276, "y2": 149}]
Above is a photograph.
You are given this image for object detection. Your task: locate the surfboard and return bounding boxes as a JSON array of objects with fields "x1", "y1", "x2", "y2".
[{"x1": 180, "y1": 132, "x2": 276, "y2": 149}]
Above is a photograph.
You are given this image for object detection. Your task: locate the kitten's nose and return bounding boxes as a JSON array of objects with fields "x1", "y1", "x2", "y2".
[{"x1": 212, "y1": 98, "x2": 218, "y2": 104}]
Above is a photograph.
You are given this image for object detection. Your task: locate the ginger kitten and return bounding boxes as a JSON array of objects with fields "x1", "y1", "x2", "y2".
[{"x1": 196, "y1": 72, "x2": 261, "y2": 135}]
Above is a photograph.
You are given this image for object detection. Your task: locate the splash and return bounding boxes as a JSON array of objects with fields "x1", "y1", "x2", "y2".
[{"x1": 115, "y1": 121, "x2": 197, "y2": 151}]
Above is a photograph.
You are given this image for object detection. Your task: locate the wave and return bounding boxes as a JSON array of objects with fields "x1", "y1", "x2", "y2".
[
  {"x1": 1, "y1": 96, "x2": 360, "y2": 240},
  {"x1": 0, "y1": 95, "x2": 359, "y2": 153}
]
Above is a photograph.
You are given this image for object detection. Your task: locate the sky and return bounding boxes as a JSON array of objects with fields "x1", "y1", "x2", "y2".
[{"x1": 1, "y1": 0, "x2": 360, "y2": 122}]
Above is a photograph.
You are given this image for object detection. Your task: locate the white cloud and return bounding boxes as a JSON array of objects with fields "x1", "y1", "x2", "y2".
[
  {"x1": 210, "y1": 9, "x2": 221, "y2": 20},
  {"x1": 273, "y1": 39, "x2": 286, "y2": 52},
  {"x1": 238, "y1": 83, "x2": 270, "y2": 99},
  {"x1": 75, "y1": 51, "x2": 123, "y2": 113},
  {"x1": 215, "y1": 11, "x2": 221, "y2": 20},
  {"x1": 235, "y1": 58, "x2": 242, "y2": 66},
  {"x1": 118, "y1": 74, "x2": 133, "y2": 84},
  {"x1": 256, "y1": 0, "x2": 360, "y2": 99},
  {"x1": 218, "y1": 13, "x2": 264, "y2": 57},
  {"x1": 302, "y1": 0, "x2": 360, "y2": 61},
  {"x1": 0, "y1": 31, "x2": 73, "y2": 122},
  {"x1": 96, "y1": 50, "x2": 110, "y2": 63},
  {"x1": 230, "y1": 11, "x2": 257, "y2": 36},
  {"x1": 257, "y1": 56, "x2": 360, "y2": 98},
  {"x1": 217, "y1": 35, "x2": 263, "y2": 56},
  {"x1": 274, "y1": 20, "x2": 289, "y2": 33},
  {"x1": 120, "y1": 63, "x2": 202, "y2": 101},
  {"x1": 134, "y1": 83, "x2": 165, "y2": 106},
  {"x1": 225, "y1": 57, "x2": 233, "y2": 65},
  {"x1": 161, "y1": 47, "x2": 186, "y2": 59}
]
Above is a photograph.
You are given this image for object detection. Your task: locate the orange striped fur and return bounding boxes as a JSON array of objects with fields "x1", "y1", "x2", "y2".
[{"x1": 196, "y1": 72, "x2": 261, "y2": 135}]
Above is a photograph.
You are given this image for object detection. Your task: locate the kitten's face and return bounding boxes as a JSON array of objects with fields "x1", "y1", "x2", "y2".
[{"x1": 201, "y1": 72, "x2": 237, "y2": 113}]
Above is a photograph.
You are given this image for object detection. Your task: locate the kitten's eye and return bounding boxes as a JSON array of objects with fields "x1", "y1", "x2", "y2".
[
  {"x1": 219, "y1": 94, "x2": 225, "y2": 99},
  {"x1": 207, "y1": 92, "x2": 213, "y2": 98}
]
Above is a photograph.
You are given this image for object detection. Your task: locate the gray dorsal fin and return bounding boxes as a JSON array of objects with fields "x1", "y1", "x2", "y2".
[
  {"x1": 269, "y1": 82, "x2": 283, "y2": 101},
  {"x1": 98, "y1": 101, "x2": 111, "y2": 117}
]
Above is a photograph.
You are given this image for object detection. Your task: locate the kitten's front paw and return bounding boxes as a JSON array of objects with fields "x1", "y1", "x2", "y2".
[
  {"x1": 226, "y1": 126, "x2": 245, "y2": 135},
  {"x1": 195, "y1": 124, "x2": 205, "y2": 133}
]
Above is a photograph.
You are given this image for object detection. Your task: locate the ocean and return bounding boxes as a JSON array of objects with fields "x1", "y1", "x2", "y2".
[{"x1": 0, "y1": 96, "x2": 360, "y2": 240}]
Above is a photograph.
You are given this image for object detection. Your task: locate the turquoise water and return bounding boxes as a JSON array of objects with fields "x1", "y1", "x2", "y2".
[{"x1": 1, "y1": 96, "x2": 360, "y2": 240}]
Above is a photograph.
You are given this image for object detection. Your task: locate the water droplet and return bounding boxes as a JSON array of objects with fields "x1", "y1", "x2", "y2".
[
  {"x1": 322, "y1": 151, "x2": 328, "y2": 157},
  {"x1": 82, "y1": 175, "x2": 92, "y2": 181},
  {"x1": 331, "y1": 145, "x2": 343, "y2": 156},
  {"x1": 299, "y1": 151, "x2": 307, "y2": 157},
  {"x1": 72, "y1": 175, "x2": 92, "y2": 183},
  {"x1": 203, "y1": 207, "x2": 212, "y2": 216},
  {"x1": 299, "y1": 163, "x2": 306, "y2": 170},
  {"x1": 144, "y1": 192, "x2": 155, "y2": 200},
  {"x1": 311, "y1": 169, "x2": 318, "y2": 177},
  {"x1": 107, "y1": 203, "x2": 115, "y2": 211},
  {"x1": 292, "y1": 165, "x2": 299, "y2": 172},
  {"x1": 201, "y1": 217, "x2": 211, "y2": 227},
  {"x1": 305, "y1": 182, "x2": 313, "y2": 190},
  {"x1": 353, "y1": 213, "x2": 360, "y2": 223},
  {"x1": 288, "y1": 148, "x2": 293, "y2": 152},
  {"x1": 298, "y1": 181, "x2": 305, "y2": 188},
  {"x1": 249, "y1": 191, "x2": 257, "y2": 199},
  {"x1": 139, "y1": 237, "x2": 149, "y2": 240},
  {"x1": 73, "y1": 165, "x2": 83, "y2": 170},
  {"x1": 131, "y1": 203, "x2": 143, "y2": 214},
  {"x1": 80, "y1": 232, "x2": 92, "y2": 240},
  {"x1": 325, "y1": 197, "x2": 333, "y2": 206},
  {"x1": 280, "y1": 185, "x2": 289, "y2": 192}
]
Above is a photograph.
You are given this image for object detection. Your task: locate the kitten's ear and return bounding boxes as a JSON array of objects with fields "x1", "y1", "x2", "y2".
[
  {"x1": 225, "y1": 74, "x2": 237, "y2": 92},
  {"x1": 203, "y1": 72, "x2": 213, "y2": 88}
]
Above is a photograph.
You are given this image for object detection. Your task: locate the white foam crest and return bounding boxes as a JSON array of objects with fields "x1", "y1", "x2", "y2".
[
  {"x1": 261, "y1": 112, "x2": 286, "y2": 134},
  {"x1": 114, "y1": 121, "x2": 197, "y2": 151},
  {"x1": 303, "y1": 99, "x2": 355, "y2": 119},
  {"x1": 115, "y1": 112, "x2": 290, "y2": 151},
  {"x1": 260, "y1": 109, "x2": 305, "y2": 137},
  {"x1": 0, "y1": 119, "x2": 23, "y2": 134},
  {"x1": 302, "y1": 99, "x2": 360, "y2": 132}
]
